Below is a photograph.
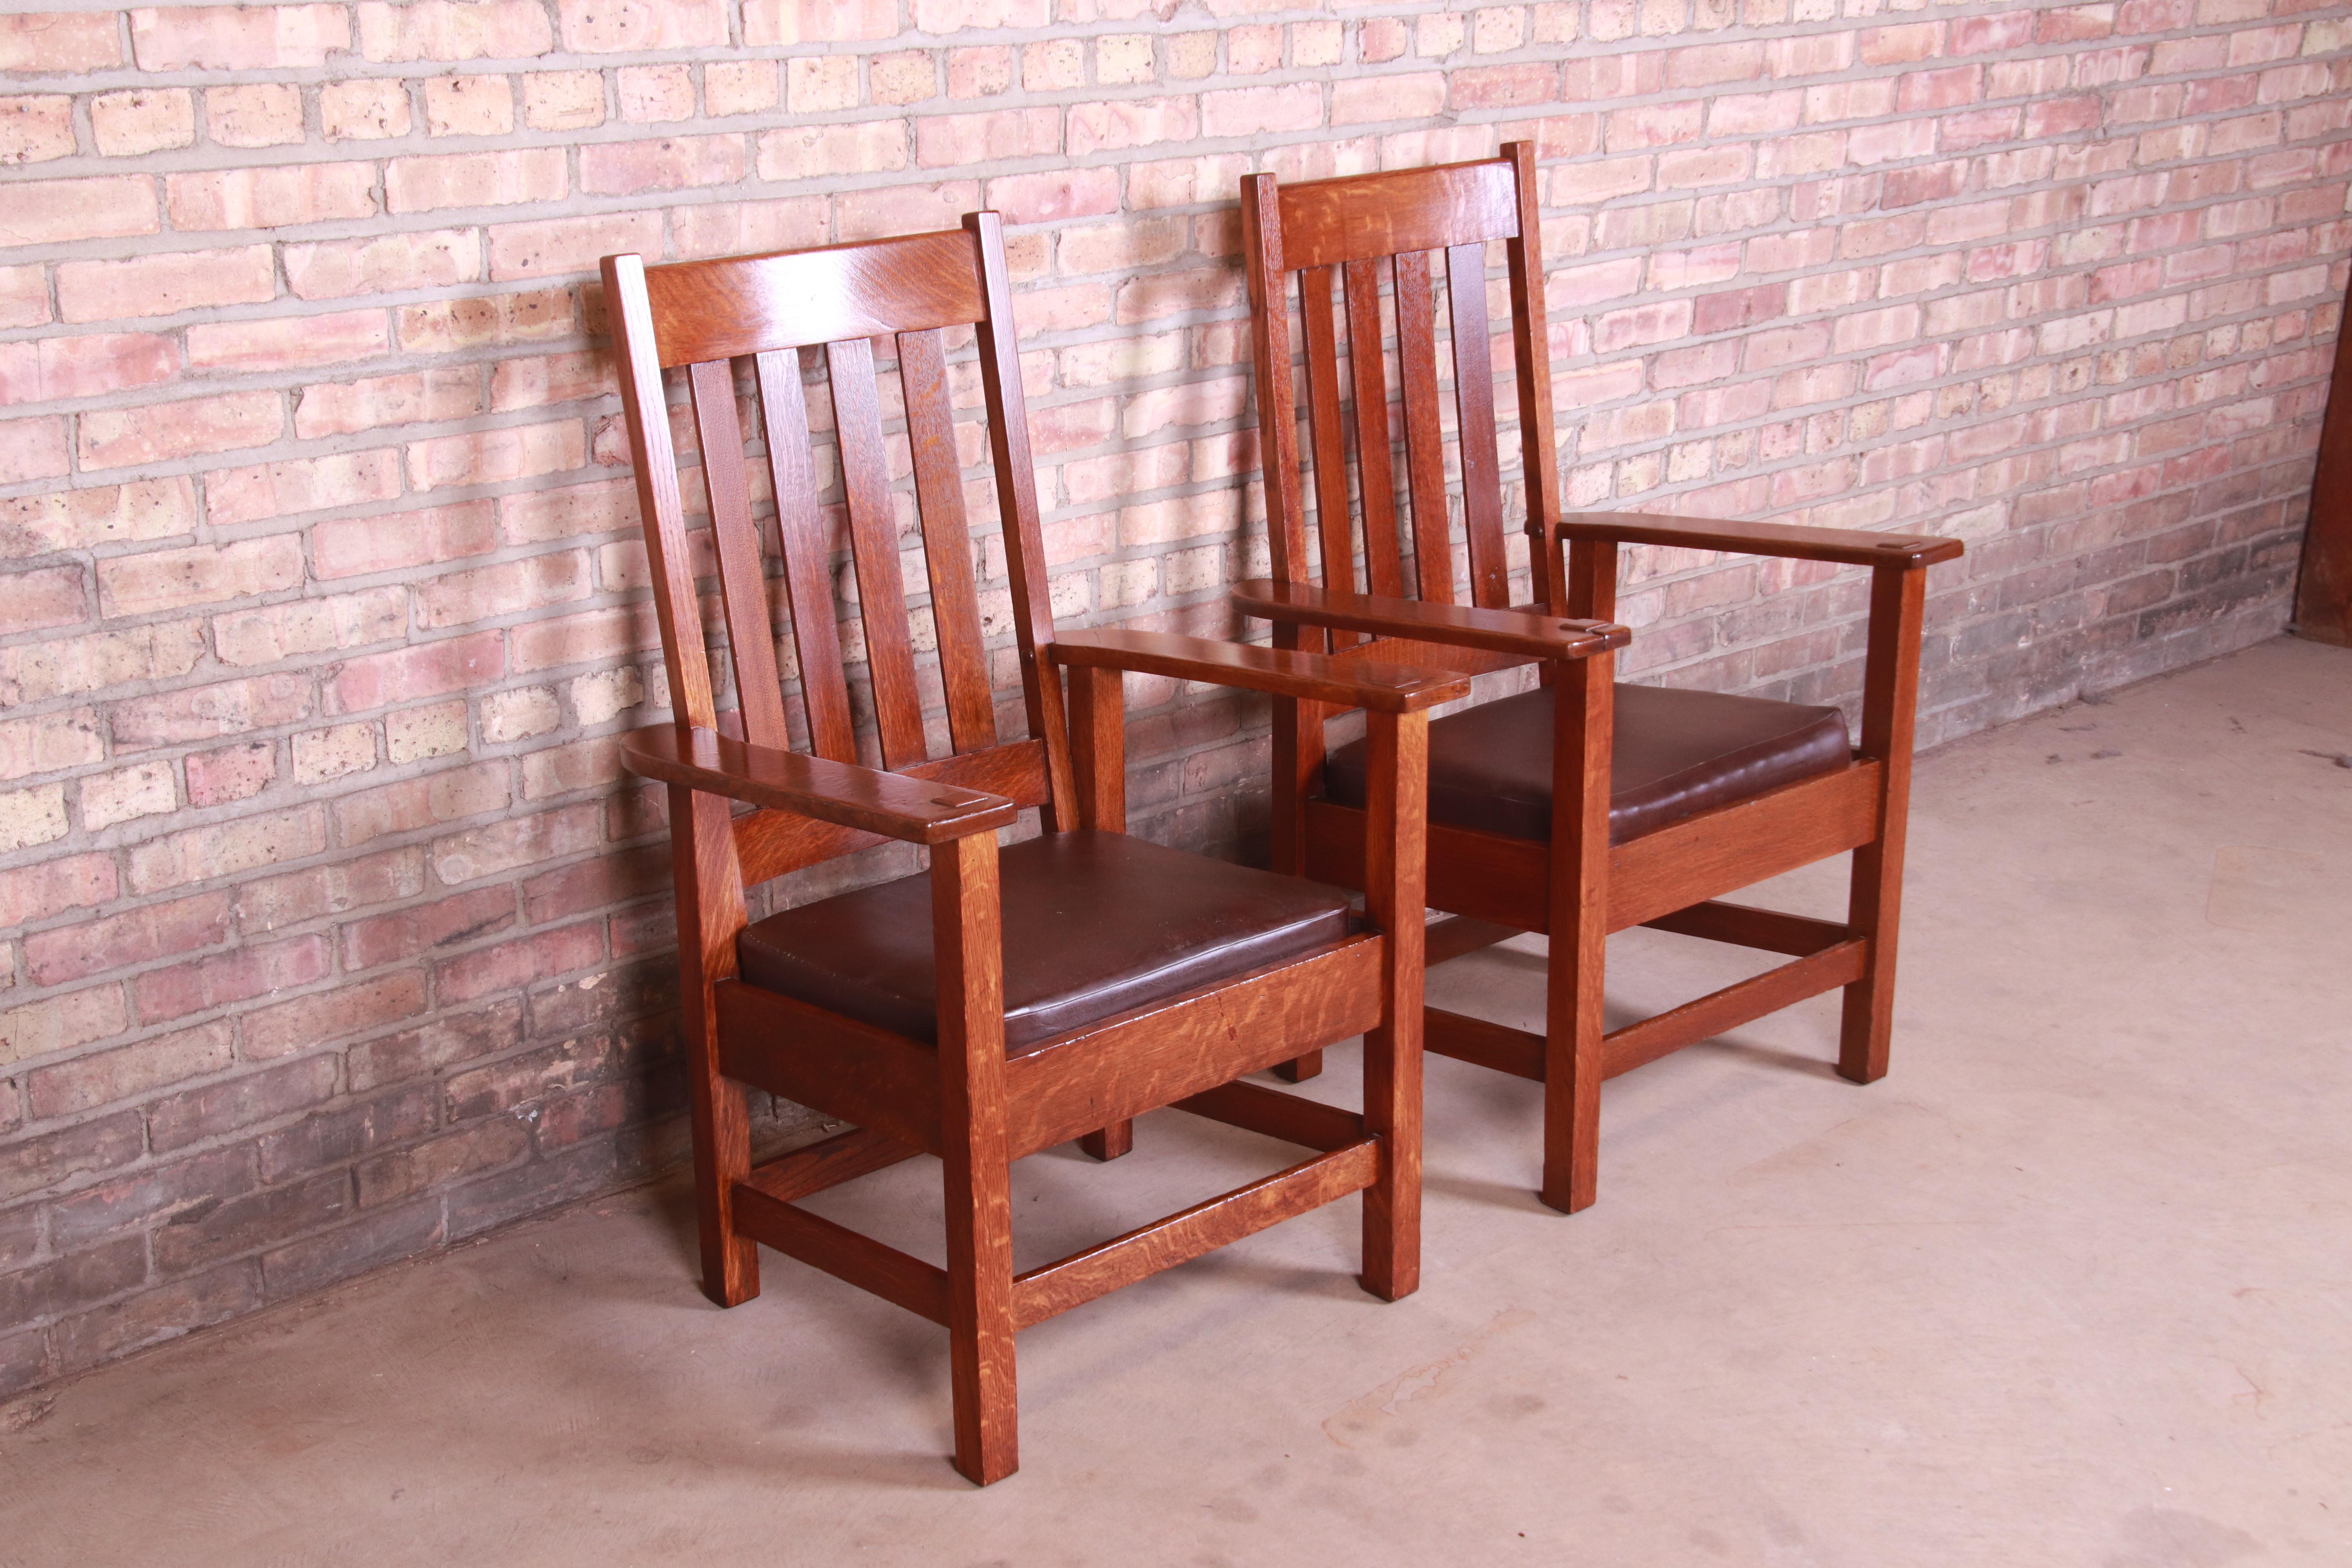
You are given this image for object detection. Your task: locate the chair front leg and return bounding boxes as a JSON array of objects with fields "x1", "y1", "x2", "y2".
[
  {"x1": 933, "y1": 831, "x2": 1018, "y2": 1485},
  {"x1": 1358, "y1": 709, "x2": 1428, "y2": 1301},
  {"x1": 1541, "y1": 654, "x2": 1612, "y2": 1215},
  {"x1": 1839, "y1": 562, "x2": 1926, "y2": 1084},
  {"x1": 673, "y1": 785, "x2": 760, "y2": 1306}
]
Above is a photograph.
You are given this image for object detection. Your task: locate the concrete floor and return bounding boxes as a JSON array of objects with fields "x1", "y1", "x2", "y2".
[{"x1": 2, "y1": 635, "x2": 2347, "y2": 1567}]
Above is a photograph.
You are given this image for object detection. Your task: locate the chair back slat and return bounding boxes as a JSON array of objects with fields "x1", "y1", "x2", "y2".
[
  {"x1": 753, "y1": 348, "x2": 858, "y2": 762},
  {"x1": 605, "y1": 214, "x2": 1083, "y2": 882},
  {"x1": 1445, "y1": 242, "x2": 1510, "y2": 609},
  {"x1": 1342, "y1": 258, "x2": 1405, "y2": 599},
  {"x1": 688, "y1": 358, "x2": 790, "y2": 750},
  {"x1": 1297, "y1": 265, "x2": 1357, "y2": 638},
  {"x1": 1243, "y1": 148, "x2": 1554, "y2": 633},
  {"x1": 826, "y1": 334, "x2": 929, "y2": 770},
  {"x1": 1391, "y1": 249, "x2": 1454, "y2": 605},
  {"x1": 898, "y1": 326, "x2": 998, "y2": 752}
]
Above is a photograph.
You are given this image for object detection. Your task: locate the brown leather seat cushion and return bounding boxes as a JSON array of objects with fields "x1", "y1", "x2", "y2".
[
  {"x1": 1322, "y1": 683, "x2": 1852, "y2": 845},
  {"x1": 736, "y1": 830, "x2": 1355, "y2": 1053}
]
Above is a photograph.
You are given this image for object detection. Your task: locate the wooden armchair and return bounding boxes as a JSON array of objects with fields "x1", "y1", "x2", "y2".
[
  {"x1": 1236, "y1": 145, "x2": 1963, "y2": 1215},
  {"x1": 603, "y1": 216, "x2": 1463, "y2": 1485}
]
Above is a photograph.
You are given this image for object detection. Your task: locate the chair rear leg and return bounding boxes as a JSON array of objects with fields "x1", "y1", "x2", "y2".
[
  {"x1": 1078, "y1": 1120, "x2": 1133, "y2": 1160},
  {"x1": 1272, "y1": 1049, "x2": 1324, "y2": 1083}
]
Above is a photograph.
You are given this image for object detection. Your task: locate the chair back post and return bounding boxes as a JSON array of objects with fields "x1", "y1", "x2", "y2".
[
  {"x1": 1500, "y1": 140, "x2": 1570, "y2": 618},
  {"x1": 1241, "y1": 172, "x2": 1324, "y2": 880},
  {"x1": 604, "y1": 252, "x2": 720, "y2": 731},
  {"x1": 964, "y1": 211, "x2": 1080, "y2": 831}
]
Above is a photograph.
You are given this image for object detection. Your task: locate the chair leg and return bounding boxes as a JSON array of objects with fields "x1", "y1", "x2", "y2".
[
  {"x1": 1538, "y1": 929, "x2": 1605, "y2": 1214},
  {"x1": 1539, "y1": 654, "x2": 1611, "y2": 1215},
  {"x1": 1838, "y1": 837, "x2": 1900, "y2": 1084},
  {"x1": 1078, "y1": 1120, "x2": 1133, "y2": 1161},
  {"x1": 688, "y1": 1065, "x2": 761, "y2": 1307},
  {"x1": 933, "y1": 833, "x2": 1018, "y2": 1485},
  {"x1": 675, "y1": 787, "x2": 758, "y2": 1307},
  {"x1": 942, "y1": 1135, "x2": 1018, "y2": 1485},
  {"x1": 1359, "y1": 709, "x2": 1425, "y2": 1300},
  {"x1": 1839, "y1": 561, "x2": 1924, "y2": 1087},
  {"x1": 1272, "y1": 1049, "x2": 1324, "y2": 1083}
]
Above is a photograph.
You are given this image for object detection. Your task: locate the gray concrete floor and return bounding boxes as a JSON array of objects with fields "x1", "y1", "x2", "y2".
[{"x1": 3, "y1": 635, "x2": 2347, "y2": 1567}]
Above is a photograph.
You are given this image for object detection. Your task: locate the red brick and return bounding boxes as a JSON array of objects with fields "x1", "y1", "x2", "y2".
[
  {"x1": 243, "y1": 969, "x2": 428, "y2": 1060},
  {"x1": 185, "y1": 740, "x2": 278, "y2": 806},
  {"x1": 56, "y1": 246, "x2": 276, "y2": 325},
  {"x1": 0, "y1": 12, "x2": 124, "y2": 71},
  {"x1": 165, "y1": 163, "x2": 379, "y2": 231},
  {"x1": 0, "y1": 1239, "x2": 147, "y2": 1328},
  {"x1": 0, "y1": 1112, "x2": 144, "y2": 1205},
  {"x1": 356, "y1": 0, "x2": 553, "y2": 60},
  {"x1": 27, "y1": 1021, "x2": 234, "y2": 1119},
  {"x1": 206, "y1": 450, "x2": 402, "y2": 528},
  {"x1": 147, "y1": 1054, "x2": 338, "y2": 1154},
  {"x1": 79, "y1": 391, "x2": 283, "y2": 470},
  {"x1": 25, "y1": 893, "x2": 232, "y2": 989},
  {"x1": 579, "y1": 134, "x2": 748, "y2": 196},
  {"x1": 284, "y1": 230, "x2": 481, "y2": 301},
  {"x1": 558, "y1": 0, "x2": 726, "y2": 51},
  {"x1": 0, "y1": 177, "x2": 158, "y2": 247},
  {"x1": 487, "y1": 211, "x2": 665, "y2": 282},
  {"x1": 129, "y1": 5, "x2": 350, "y2": 69},
  {"x1": 324, "y1": 631, "x2": 506, "y2": 716},
  {"x1": 132, "y1": 935, "x2": 332, "y2": 1026},
  {"x1": 0, "y1": 853, "x2": 118, "y2": 931},
  {"x1": 387, "y1": 149, "x2": 568, "y2": 213},
  {"x1": 341, "y1": 886, "x2": 517, "y2": 971},
  {"x1": 436, "y1": 921, "x2": 606, "y2": 1004}
]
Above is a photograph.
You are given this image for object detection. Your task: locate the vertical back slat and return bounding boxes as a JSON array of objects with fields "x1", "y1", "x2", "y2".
[
  {"x1": 1445, "y1": 242, "x2": 1510, "y2": 610},
  {"x1": 603, "y1": 254, "x2": 717, "y2": 730},
  {"x1": 827, "y1": 335, "x2": 927, "y2": 770},
  {"x1": 963, "y1": 211, "x2": 1078, "y2": 830},
  {"x1": 1393, "y1": 249, "x2": 1453, "y2": 604},
  {"x1": 688, "y1": 358, "x2": 790, "y2": 750},
  {"x1": 1343, "y1": 257, "x2": 1405, "y2": 599},
  {"x1": 898, "y1": 327, "x2": 998, "y2": 754},
  {"x1": 1298, "y1": 264, "x2": 1356, "y2": 646},
  {"x1": 753, "y1": 349, "x2": 857, "y2": 762},
  {"x1": 1503, "y1": 142, "x2": 1567, "y2": 615}
]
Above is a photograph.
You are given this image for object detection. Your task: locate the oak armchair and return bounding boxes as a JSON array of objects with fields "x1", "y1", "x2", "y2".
[
  {"x1": 1236, "y1": 145, "x2": 1961, "y2": 1214},
  {"x1": 603, "y1": 214, "x2": 1459, "y2": 1485}
]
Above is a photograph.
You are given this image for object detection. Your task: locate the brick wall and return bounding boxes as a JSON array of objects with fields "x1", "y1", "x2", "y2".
[{"x1": 0, "y1": 0, "x2": 2339, "y2": 1397}]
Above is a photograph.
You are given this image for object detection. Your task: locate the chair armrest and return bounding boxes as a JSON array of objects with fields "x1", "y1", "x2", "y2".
[
  {"x1": 1552, "y1": 511, "x2": 1964, "y2": 569},
  {"x1": 1047, "y1": 629, "x2": 1472, "y2": 712},
  {"x1": 620, "y1": 724, "x2": 1018, "y2": 844},
  {"x1": 1231, "y1": 579, "x2": 1629, "y2": 661}
]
